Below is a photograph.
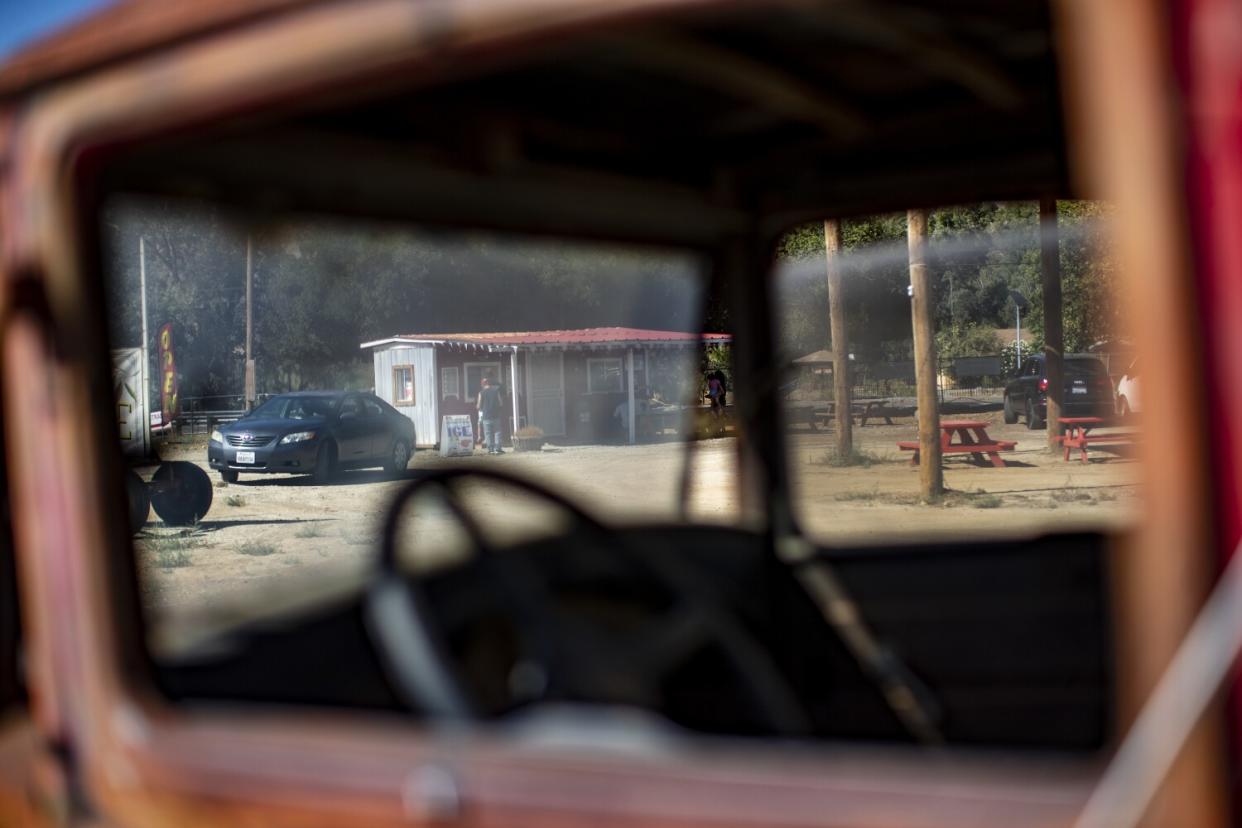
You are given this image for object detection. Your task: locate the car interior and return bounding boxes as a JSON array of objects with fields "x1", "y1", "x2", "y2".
[
  {"x1": 0, "y1": 0, "x2": 1219, "y2": 825},
  {"x1": 76, "y1": 0, "x2": 1118, "y2": 752}
]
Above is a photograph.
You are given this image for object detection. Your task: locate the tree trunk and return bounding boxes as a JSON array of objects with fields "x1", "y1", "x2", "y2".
[
  {"x1": 1040, "y1": 198, "x2": 1064, "y2": 450},
  {"x1": 824, "y1": 219, "x2": 852, "y2": 458},
  {"x1": 908, "y1": 209, "x2": 943, "y2": 499}
]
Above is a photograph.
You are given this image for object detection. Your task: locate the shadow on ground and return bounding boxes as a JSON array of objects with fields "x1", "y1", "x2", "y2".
[{"x1": 233, "y1": 469, "x2": 437, "y2": 488}]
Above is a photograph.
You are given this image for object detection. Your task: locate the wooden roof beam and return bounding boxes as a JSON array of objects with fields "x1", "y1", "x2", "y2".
[
  {"x1": 611, "y1": 34, "x2": 869, "y2": 141},
  {"x1": 828, "y1": 8, "x2": 1025, "y2": 111}
]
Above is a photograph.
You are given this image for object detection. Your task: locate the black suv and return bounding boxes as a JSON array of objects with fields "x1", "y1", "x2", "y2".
[{"x1": 1003, "y1": 354, "x2": 1114, "y2": 429}]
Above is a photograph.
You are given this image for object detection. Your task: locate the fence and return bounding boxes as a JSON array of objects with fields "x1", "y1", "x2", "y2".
[
  {"x1": 165, "y1": 394, "x2": 273, "y2": 438},
  {"x1": 786, "y1": 355, "x2": 1010, "y2": 408}
]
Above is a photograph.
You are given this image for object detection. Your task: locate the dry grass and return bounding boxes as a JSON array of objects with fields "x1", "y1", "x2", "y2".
[
  {"x1": 238, "y1": 540, "x2": 279, "y2": 557},
  {"x1": 817, "y1": 447, "x2": 890, "y2": 468},
  {"x1": 148, "y1": 532, "x2": 204, "y2": 569}
]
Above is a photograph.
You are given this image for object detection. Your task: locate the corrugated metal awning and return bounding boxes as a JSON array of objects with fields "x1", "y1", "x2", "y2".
[{"x1": 361, "y1": 326, "x2": 731, "y2": 352}]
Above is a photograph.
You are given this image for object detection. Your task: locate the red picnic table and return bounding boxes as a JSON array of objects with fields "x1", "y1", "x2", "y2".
[
  {"x1": 897, "y1": 420, "x2": 1017, "y2": 468},
  {"x1": 1059, "y1": 417, "x2": 1139, "y2": 463}
]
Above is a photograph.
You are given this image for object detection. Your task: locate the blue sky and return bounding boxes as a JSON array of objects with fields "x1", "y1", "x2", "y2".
[{"x1": 0, "y1": 0, "x2": 112, "y2": 61}]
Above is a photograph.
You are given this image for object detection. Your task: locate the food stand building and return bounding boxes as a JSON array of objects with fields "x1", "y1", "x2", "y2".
[{"x1": 361, "y1": 327, "x2": 731, "y2": 447}]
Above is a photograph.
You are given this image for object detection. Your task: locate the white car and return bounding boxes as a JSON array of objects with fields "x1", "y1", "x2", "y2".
[{"x1": 1116, "y1": 360, "x2": 1139, "y2": 417}]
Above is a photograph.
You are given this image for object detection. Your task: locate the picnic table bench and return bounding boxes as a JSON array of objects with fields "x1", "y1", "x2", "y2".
[
  {"x1": 827, "y1": 398, "x2": 902, "y2": 427},
  {"x1": 635, "y1": 405, "x2": 688, "y2": 438},
  {"x1": 897, "y1": 420, "x2": 1017, "y2": 468},
  {"x1": 1059, "y1": 417, "x2": 1139, "y2": 463},
  {"x1": 790, "y1": 398, "x2": 904, "y2": 429}
]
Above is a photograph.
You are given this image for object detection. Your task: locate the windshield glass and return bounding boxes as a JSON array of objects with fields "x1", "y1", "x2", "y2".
[
  {"x1": 100, "y1": 193, "x2": 1129, "y2": 751},
  {"x1": 1065, "y1": 358, "x2": 1109, "y2": 378},
  {"x1": 103, "y1": 196, "x2": 714, "y2": 654},
  {"x1": 249, "y1": 395, "x2": 339, "y2": 419},
  {"x1": 775, "y1": 203, "x2": 1139, "y2": 545}
]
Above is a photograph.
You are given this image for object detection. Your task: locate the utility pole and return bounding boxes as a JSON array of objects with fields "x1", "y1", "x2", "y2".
[
  {"x1": 908, "y1": 209, "x2": 942, "y2": 499},
  {"x1": 138, "y1": 237, "x2": 151, "y2": 454},
  {"x1": 244, "y1": 236, "x2": 256, "y2": 411},
  {"x1": 1016, "y1": 303, "x2": 1022, "y2": 365},
  {"x1": 824, "y1": 219, "x2": 852, "y2": 457},
  {"x1": 1040, "y1": 198, "x2": 1064, "y2": 450},
  {"x1": 1009, "y1": 289, "x2": 1029, "y2": 370}
]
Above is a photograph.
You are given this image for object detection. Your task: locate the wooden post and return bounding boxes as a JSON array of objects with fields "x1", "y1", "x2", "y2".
[
  {"x1": 510, "y1": 347, "x2": 520, "y2": 443},
  {"x1": 908, "y1": 209, "x2": 943, "y2": 499},
  {"x1": 244, "y1": 235, "x2": 256, "y2": 411},
  {"x1": 824, "y1": 219, "x2": 852, "y2": 457},
  {"x1": 1040, "y1": 198, "x2": 1065, "y2": 450}
]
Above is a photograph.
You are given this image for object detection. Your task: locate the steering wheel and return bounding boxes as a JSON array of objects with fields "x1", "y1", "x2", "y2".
[{"x1": 363, "y1": 467, "x2": 812, "y2": 736}]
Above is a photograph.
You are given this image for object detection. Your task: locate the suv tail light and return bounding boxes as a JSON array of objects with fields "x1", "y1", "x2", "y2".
[{"x1": 1039, "y1": 378, "x2": 1048, "y2": 392}]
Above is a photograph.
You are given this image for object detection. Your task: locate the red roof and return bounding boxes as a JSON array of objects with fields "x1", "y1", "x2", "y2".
[{"x1": 361, "y1": 327, "x2": 731, "y2": 349}]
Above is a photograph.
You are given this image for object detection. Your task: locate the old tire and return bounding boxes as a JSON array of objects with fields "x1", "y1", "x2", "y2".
[
  {"x1": 1025, "y1": 398, "x2": 1044, "y2": 430},
  {"x1": 220, "y1": 469, "x2": 238, "y2": 484},
  {"x1": 126, "y1": 470, "x2": 150, "y2": 534},
  {"x1": 313, "y1": 442, "x2": 337, "y2": 485},
  {"x1": 1002, "y1": 395, "x2": 1017, "y2": 424},
  {"x1": 150, "y1": 461, "x2": 213, "y2": 526},
  {"x1": 385, "y1": 440, "x2": 410, "y2": 478}
]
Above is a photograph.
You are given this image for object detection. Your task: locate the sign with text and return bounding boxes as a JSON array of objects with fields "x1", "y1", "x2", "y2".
[
  {"x1": 158, "y1": 323, "x2": 179, "y2": 421},
  {"x1": 112, "y1": 348, "x2": 148, "y2": 458},
  {"x1": 440, "y1": 415, "x2": 475, "y2": 457}
]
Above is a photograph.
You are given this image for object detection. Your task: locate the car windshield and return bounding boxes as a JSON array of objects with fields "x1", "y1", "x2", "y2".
[
  {"x1": 104, "y1": 195, "x2": 709, "y2": 653},
  {"x1": 249, "y1": 395, "x2": 338, "y2": 420},
  {"x1": 102, "y1": 193, "x2": 1135, "y2": 752},
  {"x1": 1066, "y1": 358, "x2": 1109, "y2": 378},
  {"x1": 774, "y1": 204, "x2": 1139, "y2": 545}
]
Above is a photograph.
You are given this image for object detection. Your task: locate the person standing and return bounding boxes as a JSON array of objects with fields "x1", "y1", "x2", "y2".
[
  {"x1": 477, "y1": 376, "x2": 505, "y2": 455},
  {"x1": 707, "y1": 372, "x2": 723, "y2": 418},
  {"x1": 712, "y1": 369, "x2": 728, "y2": 409}
]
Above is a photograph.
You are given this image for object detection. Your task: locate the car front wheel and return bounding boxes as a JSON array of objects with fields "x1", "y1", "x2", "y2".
[
  {"x1": 385, "y1": 440, "x2": 410, "y2": 477},
  {"x1": 1003, "y1": 394, "x2": 1017, "y2": 424},
  {"x1": 220, "y1": 469, "x2": 238, "y2": 484}
]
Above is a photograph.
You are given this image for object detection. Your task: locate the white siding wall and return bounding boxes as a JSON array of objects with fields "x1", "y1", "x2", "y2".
[{"x1": 372, "y1": 345, "x2": 438, "y2": 447}]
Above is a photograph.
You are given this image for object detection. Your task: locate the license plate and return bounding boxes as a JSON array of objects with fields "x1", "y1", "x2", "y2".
[
  {"x1": 235, "y1": 450, "x2": 256, "y2": 464},
  {"x1": 1071, "y1": 387, "x2": 1088, "y2": 394}
]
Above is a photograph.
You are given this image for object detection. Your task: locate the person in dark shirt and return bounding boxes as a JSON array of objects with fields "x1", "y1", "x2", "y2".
[{"x1": 477, "y1": 376, "x2": 505, "y2": 455}]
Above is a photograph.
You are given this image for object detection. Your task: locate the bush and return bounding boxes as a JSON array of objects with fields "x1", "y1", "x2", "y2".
[{"x1": 935, "y1": 323, "x2": 1002, "y2": 361}]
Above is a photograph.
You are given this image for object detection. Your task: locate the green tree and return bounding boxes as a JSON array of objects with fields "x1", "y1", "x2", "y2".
[{"x1": 774, "y1": 201, "x2": 1121, "y2": 365}]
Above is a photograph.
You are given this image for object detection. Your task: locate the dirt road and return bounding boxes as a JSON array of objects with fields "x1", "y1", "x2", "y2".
[{"x1": 137, "y1": 417, "x2": 1139, "y2": 653}]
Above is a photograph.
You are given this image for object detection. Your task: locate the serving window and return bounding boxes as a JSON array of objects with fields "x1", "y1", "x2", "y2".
[
  {"x1": 441, "y1": 366, "x2": 460, "y2": 401},
  {"x1": 393, "y1": 365, "x2": 414, "y2": 405},
  {"x1": 587, "y1": 357, "x2": 624, "y2": 393},
  {"x1": 464, "y1": 362, "x2": 502, "y2": 400}
]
